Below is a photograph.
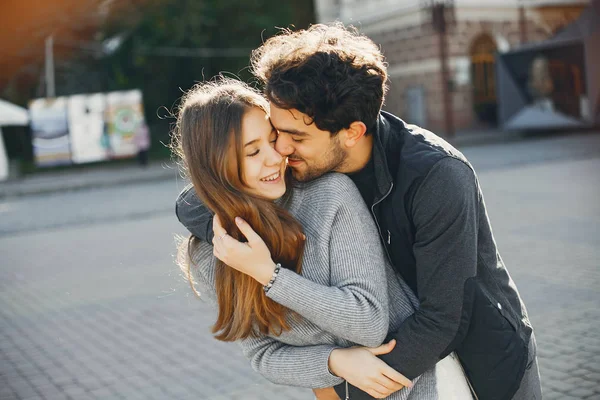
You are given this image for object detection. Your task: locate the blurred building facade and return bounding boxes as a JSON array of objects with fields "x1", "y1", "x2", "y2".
[{"x1": 315, "y1": 0, "x2": 590, "y2": 134}]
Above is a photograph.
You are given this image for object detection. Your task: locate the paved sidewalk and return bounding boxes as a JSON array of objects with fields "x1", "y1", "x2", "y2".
[{"x1": 0, "y1": 137, "x2": 598, "y2": 399}]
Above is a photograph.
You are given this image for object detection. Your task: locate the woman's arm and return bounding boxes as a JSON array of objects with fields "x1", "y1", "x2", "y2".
[
  {"x1": 187, "y1": 242, "x2": 342, "y2": 388},
  {"x1": 239, "y1": 335, "x2": 343, "y2": 388},
  {"x1": 264, "y1": 199, "x2": 390, "y2": 347},
  {"x1": 212, "y1": 177, "x2": 391, "y2": 347},
  {"x1": 188, "y1": 222, "x2": 409, "y2": 395}
]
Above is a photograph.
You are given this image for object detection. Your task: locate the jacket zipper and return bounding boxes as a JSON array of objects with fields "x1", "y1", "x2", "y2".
[
  {"x1": 345, "y1": 380, "x2": 349, "y2": 400},
  {"x1": 371, "y1": 182, "x2": 479, "y2": 399},
  {"x1": 371, "y1": 182, "x2": 394, "y2": 264}
]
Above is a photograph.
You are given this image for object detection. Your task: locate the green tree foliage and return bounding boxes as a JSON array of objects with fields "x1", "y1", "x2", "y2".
[{"x1": 101, "y1": 0, "x2": 315, "y2": 157}]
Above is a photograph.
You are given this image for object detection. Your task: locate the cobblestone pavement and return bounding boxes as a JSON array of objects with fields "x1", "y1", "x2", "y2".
[{"x1": 0, "y1": 133, "x2": 599, "y2": 399}]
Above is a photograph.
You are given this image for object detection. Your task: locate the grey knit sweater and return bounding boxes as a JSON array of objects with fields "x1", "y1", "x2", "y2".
[{"x1": 189, "y1": 173, "x2": 472, "y2": 399}]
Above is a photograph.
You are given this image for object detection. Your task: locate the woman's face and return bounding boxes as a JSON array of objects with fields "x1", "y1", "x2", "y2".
[{"x1": 240, "y1": 107, "x2": 286, "y2": 200}]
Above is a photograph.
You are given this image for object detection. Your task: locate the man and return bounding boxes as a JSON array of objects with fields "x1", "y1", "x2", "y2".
[{"x1": 176, "y1": 24, "x2": 542, "y2": 399}]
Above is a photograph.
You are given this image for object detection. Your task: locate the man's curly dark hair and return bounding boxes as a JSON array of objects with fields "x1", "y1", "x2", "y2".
[{"x1": 251, "y1": 23, "x2": 388, "y2": 135}]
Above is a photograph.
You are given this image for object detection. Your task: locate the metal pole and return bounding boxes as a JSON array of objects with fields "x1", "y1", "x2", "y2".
[
  {"x1": 435, "y1": 5, "x2": 455, "y2": 138},
  {"x1": 45, "y1": 36, "x2": 55, "y2": 98},
  {"x1": 519, "y1": 1, "x2": 528, "y2": 44}
]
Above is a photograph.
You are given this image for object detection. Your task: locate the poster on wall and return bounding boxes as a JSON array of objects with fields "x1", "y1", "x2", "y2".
[
  {"x1": 28, "y1": 89, "x2": 147, "y2": 168},
  {"x1": 105, "y1": 90, "x2": 144, "y2": 158},
  {"x1": 68, "y1": 93, "x2": 109, "y2": 164},
  {"x1": 29, "y1": 97, "x2": 72, "y2": 167}
]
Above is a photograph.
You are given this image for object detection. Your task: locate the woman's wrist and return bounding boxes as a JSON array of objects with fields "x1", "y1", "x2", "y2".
[
  {"x1": 262, "y1": 263, "x2": 281, "y2": 293},
  {"x1": 256, "y1": 261, "x2": 278, "y2": 286},
  {"x1": 328, "y1": 348, "x2": 345, "y2": 378}
]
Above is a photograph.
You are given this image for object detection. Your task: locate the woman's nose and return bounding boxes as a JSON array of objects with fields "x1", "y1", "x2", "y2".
[{"x1": 265, "y1": 145, "x2": 283, "y2": 166}]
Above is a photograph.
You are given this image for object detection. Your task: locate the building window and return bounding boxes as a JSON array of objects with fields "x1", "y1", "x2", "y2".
[
  {"x1": 404, "y1": 86, "x2": 426, "y2": 127},
  {"x1": 470, "y1": 34, "x2": 498, "y2": 124},
  {"x1": 470, "y1": 34, "x2": 497, "y2": 103}
]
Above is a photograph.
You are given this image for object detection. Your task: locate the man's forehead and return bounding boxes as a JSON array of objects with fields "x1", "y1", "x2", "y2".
[
  {"x1": 269, "y1": 104, "x2": 304, "y2": 121},
  {"x1": 269, "y1": 104, "x2": 314, "y2": 132}
]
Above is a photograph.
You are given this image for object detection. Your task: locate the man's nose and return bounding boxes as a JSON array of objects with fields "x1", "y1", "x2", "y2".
[{"x1": 275, "y1": 134, "x2": 294, "y2": 156}]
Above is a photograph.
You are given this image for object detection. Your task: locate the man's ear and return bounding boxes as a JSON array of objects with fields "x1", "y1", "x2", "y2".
[{"x1": 342, "y1": 121, "x2": 368, "y2": 148}]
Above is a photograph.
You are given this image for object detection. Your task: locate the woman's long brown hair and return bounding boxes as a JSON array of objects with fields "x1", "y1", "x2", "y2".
[{"x1": 171, "y1": 78, "x2": 305, "y2": 341}]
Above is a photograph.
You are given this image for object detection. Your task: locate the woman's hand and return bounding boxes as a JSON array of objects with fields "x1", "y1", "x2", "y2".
[
  {"x1": 212, "y1": 215, "x2": 277, "y2": 285},
  {"x1": 328, "y1": 340, "x2": 412, "y2": 399}
]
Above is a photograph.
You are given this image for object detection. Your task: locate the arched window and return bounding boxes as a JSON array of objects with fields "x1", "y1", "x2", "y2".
[{"x1": 470, "y1": 34, "x2": 497, "y2": 104}]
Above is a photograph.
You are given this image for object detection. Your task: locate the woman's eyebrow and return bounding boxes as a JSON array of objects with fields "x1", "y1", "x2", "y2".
[{"x1": 243, "y1": 139, "x2": 260, "y2": 148}]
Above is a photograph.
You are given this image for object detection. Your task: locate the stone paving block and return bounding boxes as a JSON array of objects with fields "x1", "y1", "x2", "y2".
[
  {"x1": 584, "y1": 372, "x2": 600, "y2": 382},
  {"x1": 543, "y1": 392, "x2": 565, "y2": 400},
  {"x1": 577, "y1": 378, "x2": 600, "y2": 390},
  {"x1": 558, "y1": 396, "x2": 596, "y2": 400},
  {"x1": 0, "y1": 387, "x2": 17, "y2": 400},
  {"x1": 19, "y1": 395, "x2": 43, "y2": 400},
  {"x1": 0, "y1": 368, "x2": 21, "y2": 380},
  {"x1": 569, "y1": 387, "x2": 598, "y2": 398}
]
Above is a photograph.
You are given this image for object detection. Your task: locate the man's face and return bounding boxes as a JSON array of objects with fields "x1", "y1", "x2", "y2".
[{"x1": 270, "y1": 104, "x2": 349, "y2": 182}]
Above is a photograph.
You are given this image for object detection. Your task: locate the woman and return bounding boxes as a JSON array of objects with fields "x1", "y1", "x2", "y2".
[{"x1": 172, "y1": 78, "x2": 472, "y2": 399}]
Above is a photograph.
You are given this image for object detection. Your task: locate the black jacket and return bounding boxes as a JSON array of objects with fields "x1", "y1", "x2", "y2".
[{"x1": 175, "y1": 111, "x2": 533, "y2": 400}]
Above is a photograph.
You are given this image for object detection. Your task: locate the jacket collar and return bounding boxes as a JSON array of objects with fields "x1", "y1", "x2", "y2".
[{"x1": 370, "y1": 111, "x2": 405, "y2": 204}]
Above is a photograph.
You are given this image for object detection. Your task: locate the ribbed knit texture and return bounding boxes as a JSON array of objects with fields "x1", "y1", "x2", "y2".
[{"x1": 189, "y1": 173, "x2": 470, "y2": 399}]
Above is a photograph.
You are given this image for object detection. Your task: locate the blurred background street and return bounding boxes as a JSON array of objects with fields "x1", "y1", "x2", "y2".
[
  {"x1": 2, "y1": 0, "x2": 600, "y2": 399},
  {"x1": 1, "y1": 132, "x2": 599, "y2": 400}
]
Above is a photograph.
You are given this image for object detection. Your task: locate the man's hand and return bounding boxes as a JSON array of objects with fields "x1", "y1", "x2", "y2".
[
  {"x1": 329, "y1": 340, "x2": 412, "y2": 399},
  {"x1": 212, "y1": 215, "x2": 277, "y2": 285}
]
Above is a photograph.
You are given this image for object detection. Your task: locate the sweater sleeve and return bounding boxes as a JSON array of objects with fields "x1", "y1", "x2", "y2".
[
  {"x1": 379, "y1": 157, "x2": 479, "y2": 379},
  {"x1": 239, "y1": 336, "x2": 343, "y2": 388},
  {"x1": 175, "y1": 184, "x2": 214, "y2": 241},
  {"x1": 264, "y1": 180, "x2": 390, "y2": 348},
  {"x1": 188, "y1": 241, "x2": 343, "y2": 389}
]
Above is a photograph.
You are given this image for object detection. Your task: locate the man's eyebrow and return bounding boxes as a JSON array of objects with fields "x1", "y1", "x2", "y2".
[
  {"x1": 274, "y1": 127, "x2": 309, "y2": 137},
  {"x1": 243, "y1": 139, "x2": 260, "y2": 148}
]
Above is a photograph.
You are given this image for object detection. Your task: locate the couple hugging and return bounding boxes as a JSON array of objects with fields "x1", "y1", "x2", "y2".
[{"x1": 171, "y1": 23, "x2": 542, "y2": 400}]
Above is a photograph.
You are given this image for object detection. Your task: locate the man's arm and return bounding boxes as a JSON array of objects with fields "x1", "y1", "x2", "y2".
[
  {"x1": 339, "y1": 157, "x2": 480, "y2": 399},
  {"x1": 380, "y1": 157, "x2": 479, "y2": 378},
  {"x1": 175, "y1": 184, "x2": 214, "y2": 241}
]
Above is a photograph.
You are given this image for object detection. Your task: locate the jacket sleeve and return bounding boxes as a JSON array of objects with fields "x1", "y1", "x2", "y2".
[
  {"x1": 264, "y1": 180, "x2": 390, "y2": 348},
  {"x1": 377, "y1": 157, "x2": 480, "y2": 380},
  {"x1": 175, "y1": 184, "x2": 214, "y2": 241}
]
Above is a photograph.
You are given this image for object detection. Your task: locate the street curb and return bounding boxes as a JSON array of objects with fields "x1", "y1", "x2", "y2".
[{"x1": 0, "y1": 164, "x2": 181, "y2": 199}]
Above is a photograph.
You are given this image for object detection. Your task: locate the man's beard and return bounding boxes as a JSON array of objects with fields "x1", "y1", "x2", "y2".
[{"x1": 290, "y1": 142, "x2": 347, "y2": 182}]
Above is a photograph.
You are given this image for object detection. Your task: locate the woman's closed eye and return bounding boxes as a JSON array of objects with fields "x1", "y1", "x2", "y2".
[{"x1": 247, "y1": 149, "x2": 259, "y2": 157}]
